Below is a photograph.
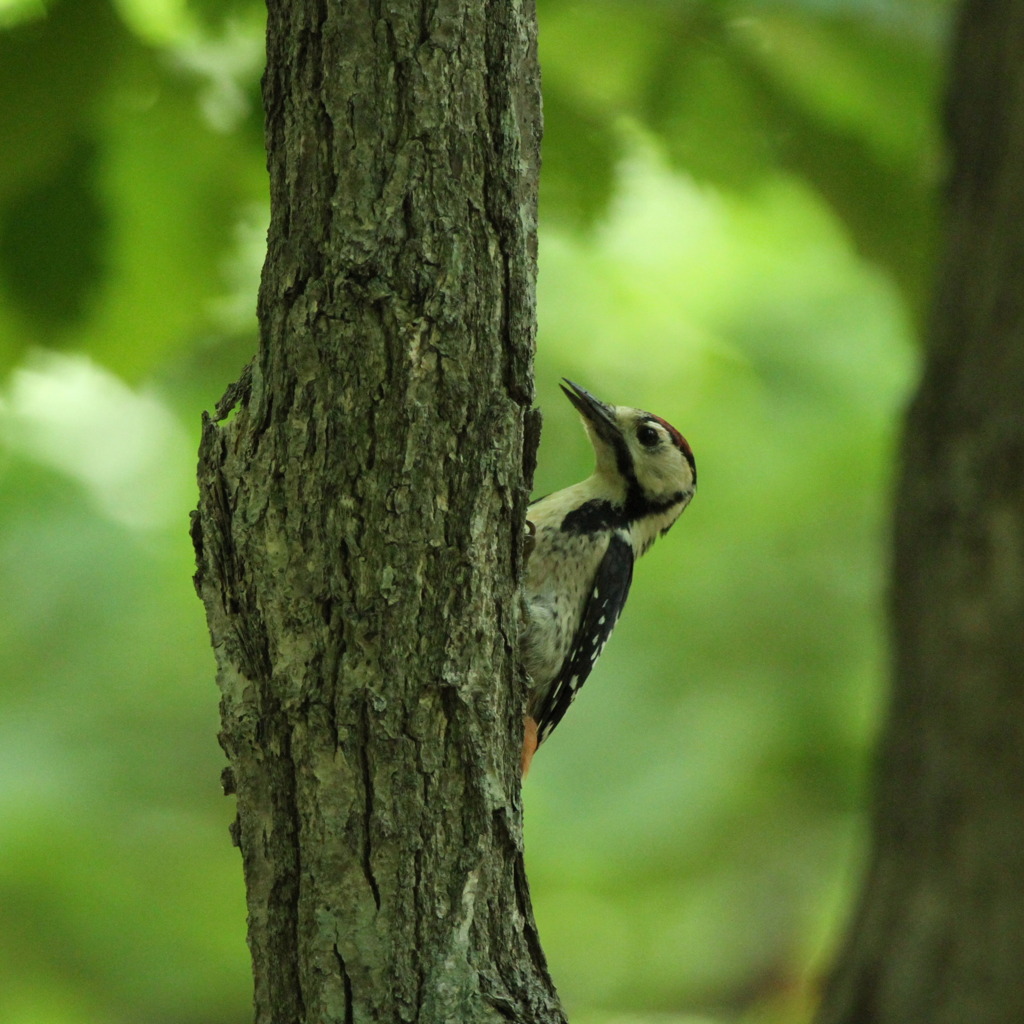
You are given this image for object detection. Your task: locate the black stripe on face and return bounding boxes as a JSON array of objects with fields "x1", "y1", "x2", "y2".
[
  {"x1": 624, "y1": 488, "x2": 688, "y2": 523},
  {"x1": 609, "y1": 430, "x2": 638, "y2": 488}
]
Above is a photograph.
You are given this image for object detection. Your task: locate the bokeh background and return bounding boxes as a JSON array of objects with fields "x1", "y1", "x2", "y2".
[{"x1": 0, "y1": 1, "x2": 951, "y2": 1022}]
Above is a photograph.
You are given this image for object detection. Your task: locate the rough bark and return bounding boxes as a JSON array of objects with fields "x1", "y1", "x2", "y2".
[
  {"x1": 816, "y1": 3, "x2": 1024, "y2": 1022},
  {"x1": 191, "y1": 1, "x2": 562, "y2": 1022}
]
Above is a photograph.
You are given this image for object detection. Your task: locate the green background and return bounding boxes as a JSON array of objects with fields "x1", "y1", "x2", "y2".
[{"x1": 0, "y1": 1, "x2": 949, "y2": 1021}]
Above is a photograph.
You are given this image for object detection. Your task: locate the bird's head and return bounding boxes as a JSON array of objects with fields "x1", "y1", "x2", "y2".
[{"x1": 561, "y1": 379, "x2": 696, "y2": 519}]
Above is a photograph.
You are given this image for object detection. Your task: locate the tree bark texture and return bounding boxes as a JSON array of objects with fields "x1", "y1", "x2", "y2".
[
  {"x1": 817, "y1": 3, "x2": 1024, "y2": 1022},
  {"x1": 192, "y1": 1, "x2": 560, "y2": 1021}
]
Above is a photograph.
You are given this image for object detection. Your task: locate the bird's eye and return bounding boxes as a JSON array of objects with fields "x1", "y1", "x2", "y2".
[{"x1": 637, "y1": 424, "x2": 660, "y2": 448}]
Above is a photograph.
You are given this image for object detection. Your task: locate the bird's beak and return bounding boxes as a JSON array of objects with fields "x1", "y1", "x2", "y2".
[{"x1": 560, "y1": 380, "x2": 619, "y2": 443}]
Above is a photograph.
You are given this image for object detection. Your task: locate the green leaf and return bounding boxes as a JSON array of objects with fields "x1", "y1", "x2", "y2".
[
  {"x1": 540, "y1": 84, "x2": 620, "y2": 229},
  {"x1": 0, "y1": 137, "x2": 107, "y2": 334},
  {"x1": 0, "y1": 0, "x2": 125, "y2": 197}
]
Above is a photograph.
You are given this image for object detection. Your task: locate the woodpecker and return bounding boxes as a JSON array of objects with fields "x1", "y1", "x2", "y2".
[{"x1": 520, "y1": 380, "x2": 696, "y2": 775}]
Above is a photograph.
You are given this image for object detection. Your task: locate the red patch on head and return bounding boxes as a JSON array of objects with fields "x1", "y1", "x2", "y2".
[{"x1": 652, "y1": 415, "x2": 692, "y2": 458}]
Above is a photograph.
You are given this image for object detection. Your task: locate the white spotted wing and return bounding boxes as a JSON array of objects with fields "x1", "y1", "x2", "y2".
[{"x1": 535, "y1": 533, "x2": 634, "y2": 744}]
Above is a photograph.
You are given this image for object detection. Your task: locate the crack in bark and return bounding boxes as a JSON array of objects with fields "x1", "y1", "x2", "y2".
[
  {"x1": 513, "y1": 857, "x2": 550, "y2": 979},
  {"x1": 359, "y1": 698, "x2": 382, "y2": 911},
  {"x1": 334, "y1": 944, "x2": 355, "y2": 1024}
]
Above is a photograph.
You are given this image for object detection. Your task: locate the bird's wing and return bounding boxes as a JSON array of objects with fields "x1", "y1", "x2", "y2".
[{"x1": 533, "y1": 532, "x2": 634, "y2": 744}]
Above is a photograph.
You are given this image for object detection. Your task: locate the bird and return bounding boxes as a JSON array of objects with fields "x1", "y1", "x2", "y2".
[{"x1": 520, "y1": 380, "x2": 696, "y2": 775}]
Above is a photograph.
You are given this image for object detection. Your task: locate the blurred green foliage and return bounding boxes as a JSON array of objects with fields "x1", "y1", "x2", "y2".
[{"x1": 0, "y1": 1, "x2": 950, "y2": 1022}]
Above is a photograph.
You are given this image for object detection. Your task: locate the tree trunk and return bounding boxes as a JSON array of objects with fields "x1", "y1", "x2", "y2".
[
  {"x1": 191, "y1": 1, "x2": 561, "y2": 1022},
  {"x1": 817, "y1": 3, "x2": 1024, "y2": 1022}
]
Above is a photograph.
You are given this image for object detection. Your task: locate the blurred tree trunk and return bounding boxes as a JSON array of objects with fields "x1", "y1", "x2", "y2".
[
  {"x1": 817, "y1": 2, "x2": 1024, "y2": 1022},
  {"x1": 192, "y1": 2, "x2": 562, "y2": 1022}
]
